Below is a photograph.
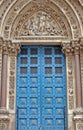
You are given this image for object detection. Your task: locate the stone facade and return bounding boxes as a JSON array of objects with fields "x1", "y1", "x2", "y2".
[{"x1": 0, "y1": 0, "x2": 83, "y2": 130}]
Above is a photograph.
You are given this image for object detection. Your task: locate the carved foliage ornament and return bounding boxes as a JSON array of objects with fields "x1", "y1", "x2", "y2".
[{"x1": 62, "y1": 42, "x2": 74, "y2": 110}]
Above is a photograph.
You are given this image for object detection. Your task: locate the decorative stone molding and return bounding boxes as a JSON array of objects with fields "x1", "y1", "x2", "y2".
[
  {"x1": 73, "y1": 107, "x2": 83, "y2": 130},
  {"x1": 0, "y1": 0, "x2": 82, "y2": 38},
  {"x1": 72, "y1": 40, "x2": 81, "y2": 54},
  {"x1": 1, "y1": 40, "x2": 21, "y2": 56},
  {"x1": 12, "y1": 4, "x2": 69, "y2": 39},
  {"x1": 80, "y1": 37, "x2": 83, "y2": 107},
  {"x1": 62, "y1": 42, "x2": 73, "y2": 55},
  {"x1": 8, "y1": 43, "x2": 21, "y2": 110},
  {"x1": 13, "y1": 36, "x2": 68, "y2": 43},
  {"x1": 73, "y1": 107, "x2": 83, "y2": 121},
  {"x1": 62, "y1": 42, "x2": 75, "y2": 130},
  {"x1": 0, "y1": 109, "x2": 10, "y2": 130},
  {"x1": 62, "y1": 42, "x2": 75, "y2": 110},
  {"x1": 8, "y1": 55, "x2": 16, "y2": 110},
  {"x1": 80, "y1": 37, "x2": 83, "y2": 48},
  {"x1": 2, "y1": 40, "x2": 11, "y2": 55},
  {"x1": 66, "y1": 56, "x2": 74, "y2": 109},
  {"x1": 0, "y1": 109, "x2": 9, "y2": 119},
  {"x1": 1, "y1": 0, "x2": 80, "y2": 39},
  {"x1": 8, "y1": 43, "x2": 21, "y2": 56}
]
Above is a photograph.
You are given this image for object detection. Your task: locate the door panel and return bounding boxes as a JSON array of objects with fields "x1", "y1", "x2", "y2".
[{"x1": 16, "y1": 46, "x2": 67, "y2": 130}]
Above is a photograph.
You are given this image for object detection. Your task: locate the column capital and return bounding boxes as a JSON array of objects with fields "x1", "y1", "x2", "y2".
[
  {"x1": 62, "y1": 41, "x2": 73, "y2": 55},
  {"x1": 8, "y1": 42, "x2": 21, "y2": 56},
  {"x1": 71, "y1": 39, "x2": 81, "y2": 54},
  {"x1": 79, "y1": 37, "x2": 83, "y2": 50},
  {"x1": 2, "y1": 40, "x2": 11, "y2": 55},
  {"x1": 2, "y1": 40, "x2": 21, "y2": 56},
  {"x1": 0, "y1": 37, "x2": 3, "y2": 50}
]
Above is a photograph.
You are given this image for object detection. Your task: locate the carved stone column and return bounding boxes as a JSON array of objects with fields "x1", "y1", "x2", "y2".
[
  {"x1": 72, "y1": 40, "x2": 82, "y2": 107},
  {"x1": 62, "y1": 42, "x2": 75, "y2": 130},
  {"x1": 0, "y1": 40, "x2": 11, "y2": 130},
  {"x1": 1, "y1": 40, "x2": 11, "y2": 108},
  {"x1": 72, "y1": 39, "x2": 83, "y2": 130},
  {"x1": 0, "y1": 37, "x2": 3, "y2": 107},
  {"x1": 80, "y1": 38, "x2": 83, "y2": 107}
]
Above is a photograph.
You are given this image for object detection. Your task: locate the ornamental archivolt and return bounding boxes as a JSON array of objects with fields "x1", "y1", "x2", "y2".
[
  {"x1": 12, "y1": 4, "x2": 70, "y2": 39},
  {"x1": 19, "y1": 11, "x2": 64, "y2": 37},
  {"x1": 0, "y1": 0, "x2": 81, "y2": 39}
]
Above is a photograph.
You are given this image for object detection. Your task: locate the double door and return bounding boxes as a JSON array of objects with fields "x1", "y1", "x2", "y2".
[{"x1": 16, "y1": 46, "x2": 67, "y2": 130}]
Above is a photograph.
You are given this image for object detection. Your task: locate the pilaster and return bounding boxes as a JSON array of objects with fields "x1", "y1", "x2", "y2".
[
  {"x1": 62, "y1": 42, "x2": 75, "y2": 130},
  {"x1": 8, "y1": 43, "x2": 21, "y2": 111},
  {"x1": 8, "y1": 42, "x2": 21, "y2": 130}
]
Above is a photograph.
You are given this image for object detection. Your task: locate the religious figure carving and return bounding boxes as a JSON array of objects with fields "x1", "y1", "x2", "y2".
[{"x1": 20, "y1": 11, "x2": 64, "y2": 36}]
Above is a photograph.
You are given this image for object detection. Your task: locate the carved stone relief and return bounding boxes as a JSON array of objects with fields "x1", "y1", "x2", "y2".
[
  {"x1": 70, "y1": 0, "x2": 83, "y2": 32},
  {"x1": 62, "y1": 42, "x2": 75, "y2": 110},
  {"x1": 0, "y1": 0, "x2": 11, "y2": 26},
  {"x1": 54, "y1": 0, "x2": 81, "y2": 38},
  {"x1": 67, "y1": 56, "x2": 75, "y2": 109},
  {"x1": 12, "y1": 4, "x2": 69, "y2": 39},
  {"x1": 8, "y1": 43, "x2": 21, "y2": 110},
  {"x1": 9, "y1": 56, "x2": 16, "y2": 110},
  {"x1": 19, "y1": 11, "x2": 64, "y2": 36},
  {"x1": 0, "y1": 0, "x2": 80, "y2": 39}
]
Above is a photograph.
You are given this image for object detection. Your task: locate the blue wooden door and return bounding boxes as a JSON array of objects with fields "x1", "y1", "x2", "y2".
[{"x1": 16, "y1": 46, "x2": 67, "y2": 130}]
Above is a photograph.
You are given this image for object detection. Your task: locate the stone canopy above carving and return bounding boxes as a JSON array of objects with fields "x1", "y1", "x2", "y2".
[{"x1": 19, "y1": 11, "x2": 64, "y2": 36}]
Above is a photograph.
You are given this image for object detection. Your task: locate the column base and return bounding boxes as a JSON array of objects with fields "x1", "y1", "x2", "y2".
[
  {"x1": 0, "y1": 108, "x2": 10, "y2": 130},
  {"x1": 73, "y1": 107, "x2": 83, "y2": 130}
]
